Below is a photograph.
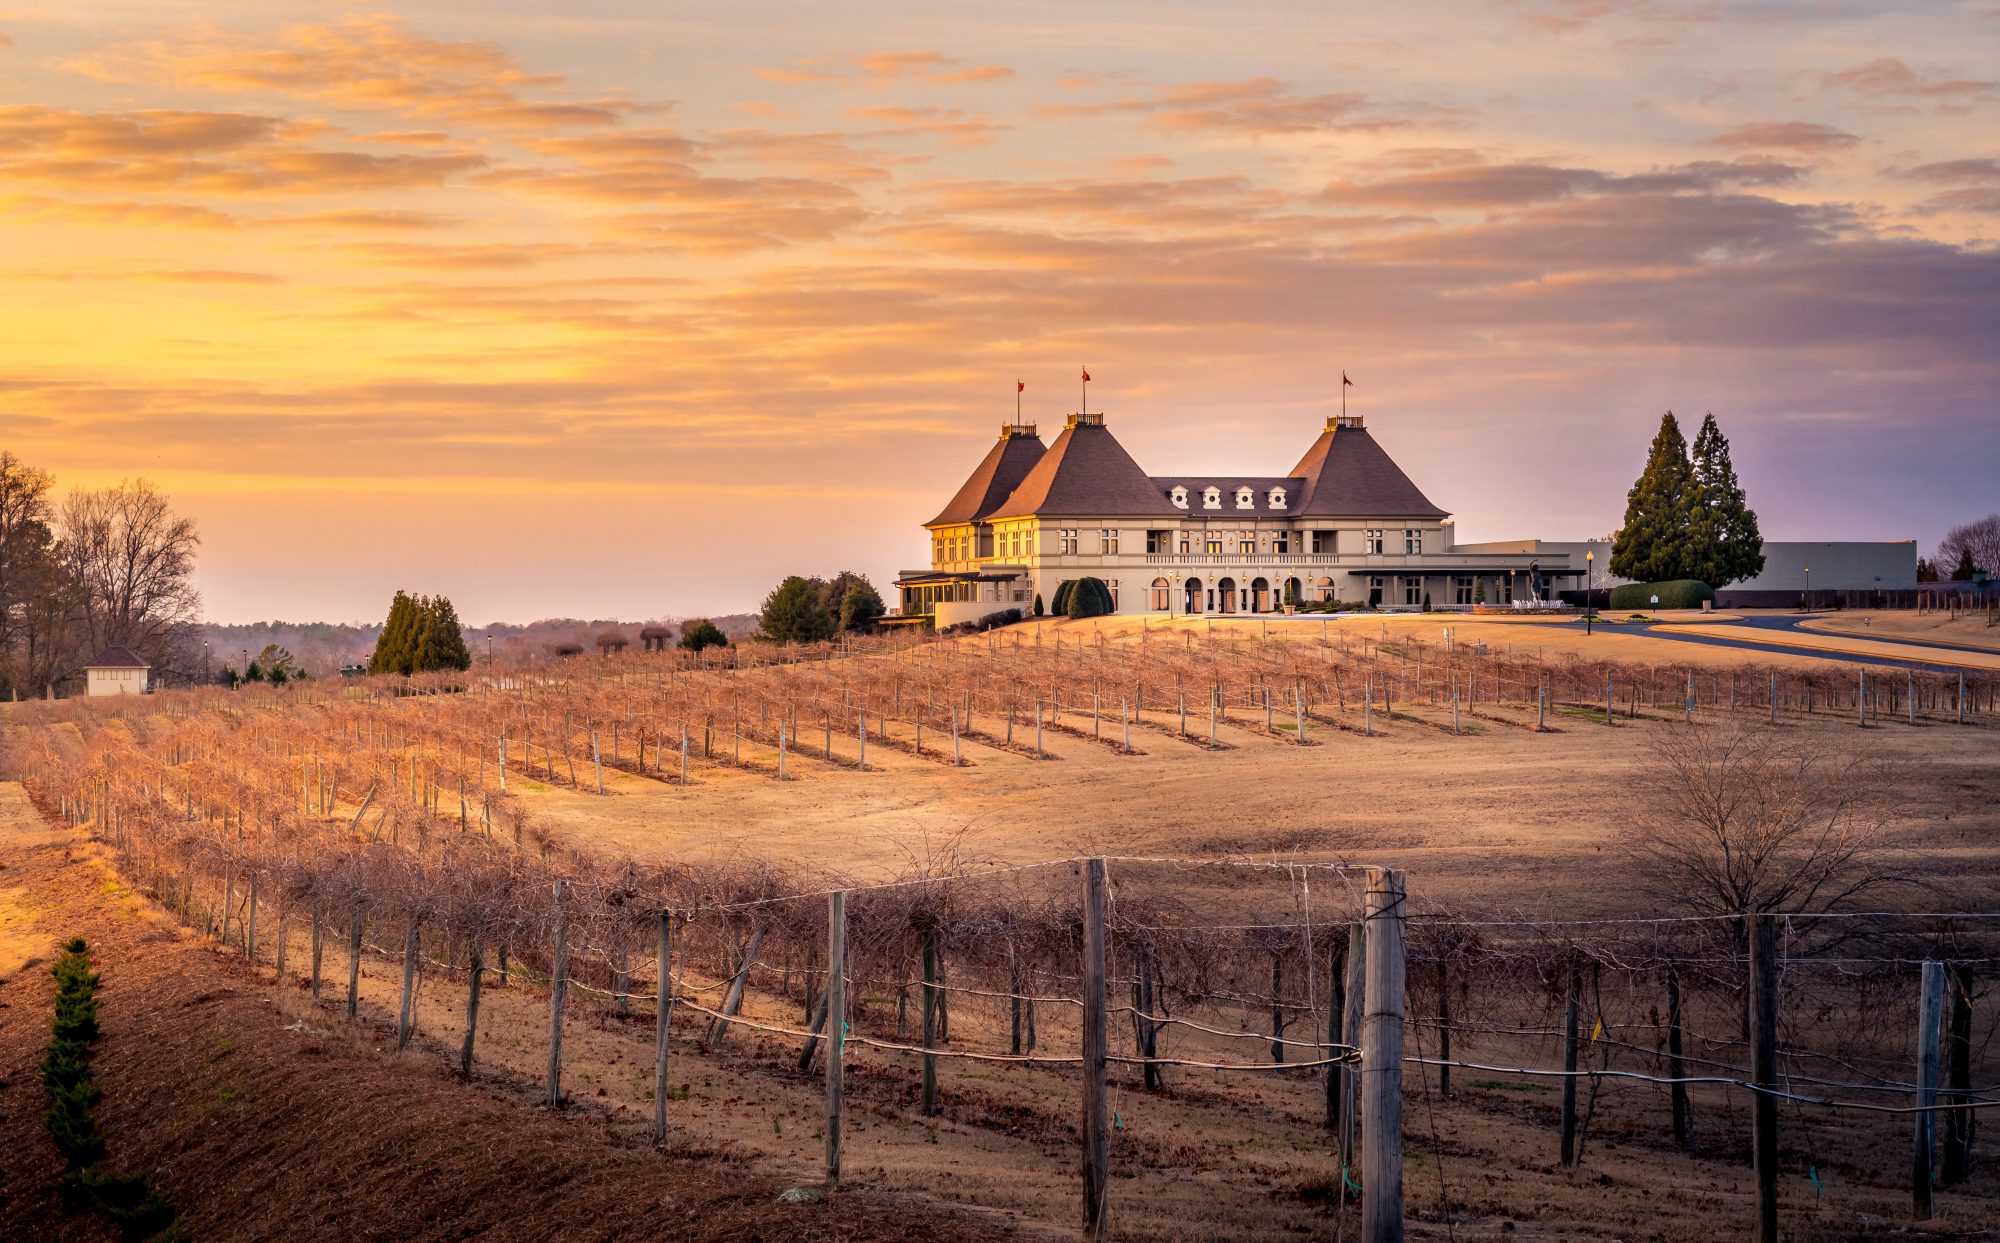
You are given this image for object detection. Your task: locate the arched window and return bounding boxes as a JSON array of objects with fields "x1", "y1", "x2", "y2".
[
  {"x1": 1202, "y1": 487, "x2": 1221, "y2": 509},
  {"x1": 1170, "y1": 486, "x2": 1188, "y2": 509},
  {"x1": 1316, "y1": 575, "x2": 1335, "y2": 603},
  {"x1": 1150, "y1": 577, "x2": 1170, "y2": 611},
  {"x1": 1235, "y1": 487, "x2": 1254, "y2": 509}
]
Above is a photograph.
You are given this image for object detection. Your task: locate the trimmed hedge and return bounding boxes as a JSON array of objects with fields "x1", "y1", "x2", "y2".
[
  {"x1": 1609, "y1": 579, "x2": 1715, "y2": 610},
  {"x1": 1051, "y1": 580, "x2": 1076, "y2": 616},
  {"x1": 1066, "y1": 577, "x2": 1115, "y2": 619}
]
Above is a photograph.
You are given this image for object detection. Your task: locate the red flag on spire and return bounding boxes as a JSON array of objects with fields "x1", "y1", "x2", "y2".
[
  {"x1": 1017, "y1": 380, "x2": 1025, "y2": 393},
  {"x1": 1081, "y1": 367, "x2": 1091, "y2": 383},
  {"x1": 1342, "y1": 371, "x2": 1353, "y2": 387}
]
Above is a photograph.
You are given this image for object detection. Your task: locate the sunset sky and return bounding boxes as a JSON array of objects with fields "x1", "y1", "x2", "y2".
[{"x1": 3, "y1": 2, "x2": 1996, "y2": 624}]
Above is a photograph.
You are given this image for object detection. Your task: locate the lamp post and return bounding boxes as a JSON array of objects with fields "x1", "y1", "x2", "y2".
[
  {"x1": 1169, "y1": 571, "x2": 1181, "y2": 620},
  {"x1": 486, "y1": 633, "x2": 494, "y2": 664},
  {"x1": 1585, "y1": 550, "x2": 1595, "y2": 635},
  {"x1": 1803, "y1": 566, "x2": 1811, "y2": 612}
]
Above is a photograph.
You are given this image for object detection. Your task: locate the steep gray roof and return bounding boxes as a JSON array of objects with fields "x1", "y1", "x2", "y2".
[
  {"x1": 85, "y1": 643, "x2": 151, "y2": 669},
  {"x1": 927, "y1": 426, "x2": 1047, "y2": 526},
  {"x1": 989, "y1": 418, "x2": 1178, "y2": 519},
  {"x1": 1288, "y1": 422, "x2": 1448, "y2": 519}
]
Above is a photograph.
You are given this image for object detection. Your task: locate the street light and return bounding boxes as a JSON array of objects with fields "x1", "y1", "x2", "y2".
[
  {"x1": 1803, "y1": 565, "x2": 1811, "y2": 612},
  {"x1": 1586, "y1": 550, "x2": 1595, "y2": 635}
]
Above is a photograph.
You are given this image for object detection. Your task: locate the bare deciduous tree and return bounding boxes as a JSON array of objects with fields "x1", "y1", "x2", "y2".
[
  {"x1": 1936, "y1": 513, "x2": 2000, "y2": 579},
  {"x1": 58, "y1": 478, "x2": 202, "y2": 682},
  {"x1": 1620, "y1": 722, "x2": 1900, "y2": 921}
]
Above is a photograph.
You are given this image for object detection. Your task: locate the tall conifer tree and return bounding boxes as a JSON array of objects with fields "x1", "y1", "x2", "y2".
[
  {"x1": 370, "y1": 590, "x2": 418, "y2": 675},
  {"x1": 1687, "y1": 412, "x2": 1765, "y2": 587},
  {"x1": 1611, "y1": 413, "x2": 1696, "y2": 583}
]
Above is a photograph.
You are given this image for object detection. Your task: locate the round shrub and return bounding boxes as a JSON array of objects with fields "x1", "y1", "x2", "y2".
[
  {"x1": 1608, "y1": 579, "x2": 1714, "y2": 610},
  {"x1": 1051, "y1": 580, "x2": 1076, "y2": 616},
  {"x1": 1066, "y1": 576, "x2": 1115, "y2": 618}
]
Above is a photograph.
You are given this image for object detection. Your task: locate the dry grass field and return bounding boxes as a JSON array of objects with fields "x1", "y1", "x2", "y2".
[{"x1": 6, "y1": 613, "x2": 1999, "y2": 1242}]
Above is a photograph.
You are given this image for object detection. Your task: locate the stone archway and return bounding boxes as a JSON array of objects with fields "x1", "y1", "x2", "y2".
[
  {"x1": 1217, "y1": 577, "x2": 1237, "y2": 614},
  {"x1": 1251, "y1": 576, "x2": 1271, "y2": 612},
  {"x1": 1184, "y1": 577, "x2": 1205, "y2": 614}
]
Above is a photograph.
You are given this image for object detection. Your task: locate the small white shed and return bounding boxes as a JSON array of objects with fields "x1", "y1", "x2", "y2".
[{"x1": 84, "y1": 644, "x2": 151, "y2": 696}]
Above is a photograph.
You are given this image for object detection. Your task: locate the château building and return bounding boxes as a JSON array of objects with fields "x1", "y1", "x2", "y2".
[{"x1": 897, "y1": 411, "x2": 1587, "y2": 625}]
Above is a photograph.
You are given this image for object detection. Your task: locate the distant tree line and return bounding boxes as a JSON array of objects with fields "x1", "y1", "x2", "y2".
[
  {"x1": 1920, "y1": 513, "x2": 1999, "y2": 583},
  {"x1": 0, "y1": 453, "x2": 202, "y2": 697},
  {"x1": 758, "y1": 571, "x2": 885, "y2": 643},
  {"x1": 1612, "y1": 412, "x2": 1764, "y2": 588}
]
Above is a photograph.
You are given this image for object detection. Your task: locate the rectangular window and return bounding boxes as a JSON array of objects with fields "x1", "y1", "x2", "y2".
[
  {"x1": 1238, "y1": 530, "x2": 1255, "y2": 555},
  {"x1": 1179, "y1": 531, "x2": 1193, "y2": 554},
  {"x1": 1404, "y1": 576, "x2": 1423, "y2": 606},
  {"x1": 1109, "y1": 581, "x2": 1120, "y2": 610},
  {"x1": 1025, "y1": 531, "x2": 1036, "y2": 556},
  {"x1": 1059, "y1": 529, "x2": 1079, "y2": 555},
  {"x1": 1147, "y1": 530, "x2": 1170, "y2": 555},
  {"x1": 1100, "y1": 528, "x2": 1119, "y2": 555},
  {"x1": 1311, "y1": 529, "x2": 1336, "y2": 554},
  {"x1": 1365, "y1": 529, "x2": 1384, "y2": 555},
  {"x1": 1272, "y1": 531, "x2": 1291, "y2": 554},
  {"x1": 1205, "y1": 534, "x2": 1224, "y2": 556},
  {"x1": 1404, "y1": 528, "x2": 1423, "y2": 555},
  {"x1": 1453, "y1": 576, "x2": 1474, "y2": 606}
]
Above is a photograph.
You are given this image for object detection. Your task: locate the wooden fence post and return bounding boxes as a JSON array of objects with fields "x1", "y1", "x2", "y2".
[
  {"x1": 1137, "y1": 943, "x2": 1161, "y2": 1091},
  {"x1": 1943, "y1": 964, "x2": 1974, "y2": 1185},
  {"x1": 1559, "y1": 962, "x2": 1581, "y2": 1166},
  {"x1": 310, "y1": 913, "x2": 324, "y2": 1000},
  {"x1": 397, "y1": 917, "x2": 420, "y2": 1050},
  {"x1": 1325, "y1": 932, "x2": 1346, "y2": 1132},
  {"x1": 461, "y1": 941, "x2": 483, "y2": 1081},
  {"x1": 825, "y1": 889, "x2": 847, "y2": 1187},
  {"x1": 1749, "y1": 913, "x2": 1779, "y2": 1243},
  {"x1": 1082, "y1": 857, "x2": 1110, "y2": 1242},
  {"x1": 1342, "y1": 919, "x2": 1367, "y2": 1168},
  {"x1": 346, "y1": 911, "x2": 363, "y2": 1020},
  {"x1": 1667, "y1": 969, "x2": 1690, "y2": 1148},
  {"x1": 654, "y1": 910, "x2": 673, "y2": 1143},
  {"x1": 1361, "y1": 867, "x2": 1406, "y2": 1243},
  {"x1": 1914, "y1": 959, "x2": 1944, "y2": 1219},
  {"x1": 547, "y1": 880, "x2": 569, "y2": 1109},
  {"x1": 922, "y1": 923, "x2": 940, "y2": 1116}
]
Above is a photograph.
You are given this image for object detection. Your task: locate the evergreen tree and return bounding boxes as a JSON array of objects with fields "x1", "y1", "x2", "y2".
[
  {"x1": 1611, "y1": 413, "x2": 1697, "y2": 584},
  {"x1": 1051, "y1": 580, "x2": 1076, "y2": 615},
  {"x1": 678, "y1": 619, "x2": 728, "y2": 652},
  {"x1": 369, "y1": 590, "x2": 418, "y2": 675},
  {"x1": 1953, "y1": 547, "x2": 1977, "y2": 581},
  {"x1": 413, "y1": 595, "x2": 472, "y2": 671},
  {"x1": 760, "y1": 576, "x2": 837, "y2": 643},
  {"x1": 1686, "y1": 413, "x2": 1765, "y2": 587},
  {"x1": 1032, "y1": 593, "x2": 1044, "y2": 617},
  {"x1": 838, "y1": 583, "x2": 885, "y2": 630},
  {"x1": 1916, "y1": 557, "x2": 1937, "y2": 583}
]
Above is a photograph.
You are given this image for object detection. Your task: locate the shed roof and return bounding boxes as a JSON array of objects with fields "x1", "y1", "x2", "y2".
[{"x1": 85, "y1": 643, "x2": 151, "y2": 670}]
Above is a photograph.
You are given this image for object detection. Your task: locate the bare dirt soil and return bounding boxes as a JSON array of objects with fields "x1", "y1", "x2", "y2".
[{"x1": 0, "y1": 784, "x2": 1018, "y2": 1243}]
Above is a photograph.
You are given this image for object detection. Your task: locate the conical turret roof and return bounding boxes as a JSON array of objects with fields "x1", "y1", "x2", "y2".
[
  {"x1": 989, "y1": 415, "x2": 1177, "y2": 519},
  {"x1": 927, "y1": 425, "x2": 1047, "y2": 526},
  {"x1": 1288, "y1": 419, "x2": 1447, "y2": 519}
]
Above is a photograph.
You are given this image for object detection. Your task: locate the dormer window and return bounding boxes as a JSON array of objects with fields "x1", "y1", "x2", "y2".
[
  {"x1": 1202, "y1": 487, "x2": 1221, "y2": 509},
  {"x1": 1235, "y1": 487, "x2": 1254, "y2": 509},
  {"x1": 1170, "y1": 486, "x2": 1188, "y2": 509},
  {"x1": 1268, "y1": 487, "x2": 1286, "y2": 509}
]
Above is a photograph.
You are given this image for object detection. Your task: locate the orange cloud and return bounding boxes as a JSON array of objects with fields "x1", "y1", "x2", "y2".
[
  {"x1": 755, "y1": 50, "x2": 1012, "y2": 86},
  {"x1": 65, "y1": 16, "x2": 646, "y2": 132},
  {"x1": 0, "y1": 104, "x2": 486, "y2": 195},
  {"x1": 1041, "y1": 77, "x2": 1435, "y2": 135},
  {"x1": 1820, "y1": 58, "x2": 1997, "y2": 111},
  {"x1": 1708, "y1": 121, "x2": 1860, "y2": 152}
]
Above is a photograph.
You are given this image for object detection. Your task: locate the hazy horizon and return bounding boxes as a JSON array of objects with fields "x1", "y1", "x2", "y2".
[{"x1": 4, "y1": 3, "x2": 1995, "y2": 625}]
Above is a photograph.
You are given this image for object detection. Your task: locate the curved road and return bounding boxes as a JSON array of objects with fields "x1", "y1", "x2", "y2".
[{"x1": 1619, "y1": 613, "x2": 1993, "y2": 673}]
